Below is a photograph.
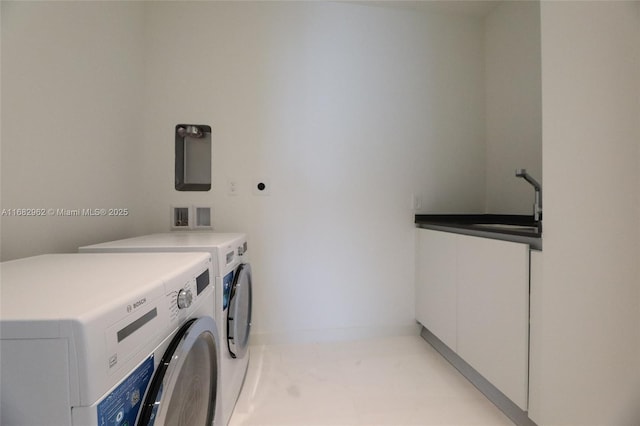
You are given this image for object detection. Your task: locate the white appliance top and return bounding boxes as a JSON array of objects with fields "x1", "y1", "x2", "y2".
[
  {"x1": 0, "y1": 252, "x2": 209, "y2": 324},
  {"x1": 79, "y1": 232, "x2": 245, "y2": 251},
  {"x1": 79, "y1": 232, "x2": 247, "y2": 275}
]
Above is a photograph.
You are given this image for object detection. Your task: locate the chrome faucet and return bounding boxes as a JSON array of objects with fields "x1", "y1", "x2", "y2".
[{"x1": 515, "y1": 169, "x2": 542, "y2": 221}]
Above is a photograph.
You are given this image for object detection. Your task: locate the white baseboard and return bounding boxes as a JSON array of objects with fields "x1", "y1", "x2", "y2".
[{"x1": 249, "y1": 323, "x2": 421, "y2": 346}]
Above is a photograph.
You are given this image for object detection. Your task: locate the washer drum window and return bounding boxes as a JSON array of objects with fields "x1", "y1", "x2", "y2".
[
  {"x1": 137, "y1": 316, "x2": 218, "y2": 426},
  {"x1": 228, "y1": 263, "x2": 252, "y2": 359}
]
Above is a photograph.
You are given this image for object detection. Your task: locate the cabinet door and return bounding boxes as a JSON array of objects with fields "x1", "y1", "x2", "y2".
[
  {"x1": 528, "y1": 250, "x2": 543, "y2": 423},
  {"x1": 456, "y1": 234, "x2": 529, "y2": 410},
  {"x1": 416, "y1": 229, "x2": 457, "y2": 351}
]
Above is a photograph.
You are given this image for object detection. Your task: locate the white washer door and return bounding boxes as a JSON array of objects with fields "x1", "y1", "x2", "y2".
[
  {"x1": 137, "y1": 316, "x2": 218, "y2": 426},
  {"x1": 227, "y1": 263, "x2": 252, "y2": 359}
]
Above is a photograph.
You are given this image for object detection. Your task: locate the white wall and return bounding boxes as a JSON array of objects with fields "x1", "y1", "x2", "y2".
[
  {"x1": 484, "y1": 1, "x2": 542, "y2": 214},
  {"x1": 139, "y1": 1, "x2": 486, "y2": 342},
  {"x1": 0, "y1": 1, "x2": 146, "y2": 261},
  {"x1": 1, "y1": 1, "x2": 486, "y2": 342},
  {"x1": 532, "y1": 2, "x2": 640, "y2": 424}
]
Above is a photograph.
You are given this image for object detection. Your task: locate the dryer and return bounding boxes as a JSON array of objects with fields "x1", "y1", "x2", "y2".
[
  {"x1": 80, "y1": 232, "x2": 252, "y2": 426},
  {"x1": 0, "y1": 252, "x2": 221, "y2": 426}
]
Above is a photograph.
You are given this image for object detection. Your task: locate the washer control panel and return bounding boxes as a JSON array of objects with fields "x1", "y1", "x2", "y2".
[
  {"x1": 176, "y1": 288, "x2": 193, "y2": 309},
  {"x1": 168, "y1": 279, "x2": 196, "y2": 321},
  {"x1": 167, "y1": 265, "x2": 211, "y2": 322}
]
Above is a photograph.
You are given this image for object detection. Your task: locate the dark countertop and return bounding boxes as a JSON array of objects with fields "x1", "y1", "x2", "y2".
[{"x1": 415, "y1": 214, "x2": 542, "y2": 249}]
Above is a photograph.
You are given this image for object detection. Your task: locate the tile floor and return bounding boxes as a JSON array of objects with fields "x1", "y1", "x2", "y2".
[{"x1": 228, "y1": 334, "x2": 514, "y2": 425}]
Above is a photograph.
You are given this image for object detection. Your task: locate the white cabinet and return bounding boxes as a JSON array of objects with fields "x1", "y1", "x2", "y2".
[
  {"x1": 456, "y1": 233, "x2": 529, "y2": 410},
  {"x1": 415, "y1": 228, "x2": 530, "y2": 410},
  {"x1": 416, "y1": 229, "x2": 457, "y2": 350},
  {"x1": 527, "y1": 249, "x2": 543, "y2": 424}
]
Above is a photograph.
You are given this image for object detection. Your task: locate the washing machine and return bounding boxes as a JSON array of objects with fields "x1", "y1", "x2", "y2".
[
  {"x1": 80, "y1": 232, "x2": 252, "y2": 426},
  {"x1": 0, "y1": 252, "x2": 222, "y2": 426}
]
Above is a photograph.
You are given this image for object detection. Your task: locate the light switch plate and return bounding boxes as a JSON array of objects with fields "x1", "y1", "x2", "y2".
[{"x1": 227, "y1": 179, "x2": 238, "y2": 196}]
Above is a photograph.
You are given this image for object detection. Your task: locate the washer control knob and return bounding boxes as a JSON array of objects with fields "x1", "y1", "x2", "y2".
[{"x1": 177, "y1": 288, "x2": 193, "y2": 309}]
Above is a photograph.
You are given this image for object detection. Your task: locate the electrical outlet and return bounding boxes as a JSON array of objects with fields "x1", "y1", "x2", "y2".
[
  {"x1": 227, "y1": 179, "x2": 238, "y2": 196},
  {"x1": 411, "y1": 194, "x2": 422, "y2": 211}
]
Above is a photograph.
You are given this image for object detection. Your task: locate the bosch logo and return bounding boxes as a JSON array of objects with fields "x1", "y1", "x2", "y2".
[
  {"x1": 133, "y1": 298, "x2": 147, "y2": 309},
  {"x1": 127, "y1": 305, "x2": 132, "y2": 313}
]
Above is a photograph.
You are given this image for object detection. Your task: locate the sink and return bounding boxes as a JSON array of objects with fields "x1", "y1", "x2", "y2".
[
  {"x1": 414, "y1": 213, "x2": 542, "y2": 238},
  {"x1": 415, "y1": 214, "x2": 542, "y2": 249}
]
